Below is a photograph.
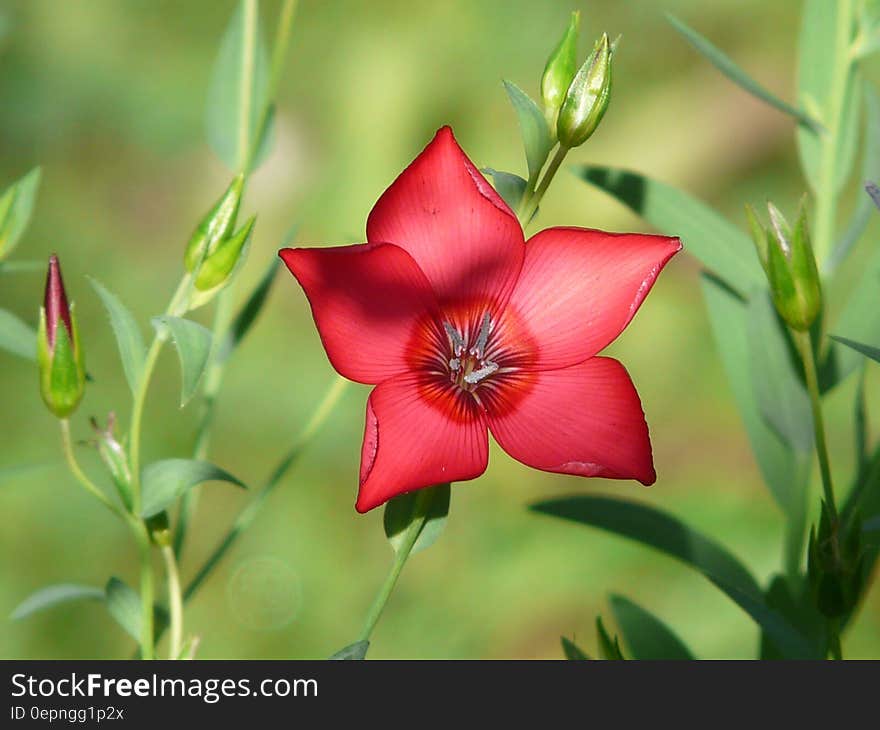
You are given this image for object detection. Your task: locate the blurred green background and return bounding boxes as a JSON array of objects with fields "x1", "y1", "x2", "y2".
[{"x1": 1, "y1": 0, "x2": 878, "y2": 659}]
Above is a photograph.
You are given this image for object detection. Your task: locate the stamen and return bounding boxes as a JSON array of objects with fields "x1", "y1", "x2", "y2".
[
  {"x1": 463, "y1": 361, "x2": 498, "y2": 385},
  {"x1": 443, "y1": 321, "x2": 465, "y2": 356},
  {"x1": 470, "y1": 312, "x2": 492, "y2": 358},
  {"x1": 449, "y1": 357, "x2": 461, "y2": 371}
]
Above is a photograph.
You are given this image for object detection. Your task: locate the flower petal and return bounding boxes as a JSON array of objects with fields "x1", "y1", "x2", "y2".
[
  {"x1": 367, "y1": 126, "x2": 525, "y2": 307},
  {"x1": 504, "y1": 227, "x2": 681, "y2": 369},
  {"x1": 487, "y1": 357, "x2": 655, "y2": 485},
  {"x1": 357, "y1": 374, "x2": 489, "y2": 512},
  {"x1": 280, "y1": 243, "x2": 438, "y2": 384}
]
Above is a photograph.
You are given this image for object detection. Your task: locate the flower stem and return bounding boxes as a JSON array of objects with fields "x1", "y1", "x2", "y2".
[
  {"x1": 518, "y1": 145, "x2": 569, "y2": 225},
  {"x1": 357, "y1": 487, "x2": 435, "y2": 645},
  {"x1": 132, "y1": 520, "x2": 155, "y2": 660},
  {"x1": 813, "y1": 0, "x2": 854, "y2": 265},
  {"x1": 59, "y1": 419, "x2": 123, "y2": 519},
  {"x1": 182, "y1": 375, "x2": 348, "y2": 602},
  {"x1": 128, "y1": 275, "x2": 192, "y2": 514},
  {"x1": 237, "y1": 0, "x2": 258, "y2": 173},
  {"x1": 795, "y1": 330, "x2": 839, "y2": 524},
  {"x1": 161, "y1": 545, "x2": 184, "y2": 659}
]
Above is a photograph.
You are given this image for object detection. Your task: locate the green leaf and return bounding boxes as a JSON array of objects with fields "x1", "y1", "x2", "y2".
[
  {"x1": 503, "y1": 81, "x2": 553, "y2": 183},
  {"x1": 576, "y1": 166, "x2": 764, "y2": 295},
  {"x1": 759, "y1": 575, "x2": 826, "y2": 659},
  {"x1": 609, "y1": 594, "x2": 695, "y2": 660},
  {"x1": 831, "y1": 83, "x2": 880, "y2": 270},
  {"x1": 530, "y1": 495, "x2": 761, "y2": 597},
  {"x1": 855, "y1": 370, "x2": 869, "y2": 478},
  {"x1": 865, "y1": 515, "x2": 880, "y2": 534},
  {"x1": 383, "y1": 483, "x2": 451, "y2": 556},
  {"x1": 667, "y1": 14, "x2": 821, "y2": 133},
  {"x1": 482, "y1": 168, "x2": 528, "y2": 211},
  {"x1": 152, "y1": 315, "x2": 212, "y2": 406},
  {"x1": 561, "y1": 636, "x2": 591, "y2": 660},
  {"x1": 89, "y1": 278, "x2": 146, "y2": 395},
  {"x1": 205, "y1": 0, "x2": 271, "y2": 172},
  {"x1": 710, "y1": 576, "x2": 816, "y2": 659},
  {"x1": 140, "y1": 458, "x2": 246, "y2": 518},
  {"x1": 329, "y1": 640, "x2": 369, "y2": 660},
  {"x1": 0, "y1": 308, "x2": 36, "y2": 360},
  {"x1": 105, "y1": 577, "x2": 142, "y2": 641},
  {"x1": 0, "y1": 167, "x2": 41, "y2": 258},
  {"x1": 747, "y1": 293, "x2": 813, "y2": 453},
  {"x1": 596, "y1": 616, "x2": 625, "y2": 660},
  {"x1": 827, "y1": 247, "x2": 880, "y2": 384},
  {"x1": 215, "y1": 257, "x2": 280, "y2": 366},
  {"x1": 830, "y1": 335, "x2": 880, "y2": 364},
  {"x1": 701, "y1": 274, "x2": 811, "y2": 534},
  {"x1": 10, "y1": 584, "x2": 104, "y2": 620},
  {"x1": 797, "y1": 0, "x2": 860, "y2": 192}
]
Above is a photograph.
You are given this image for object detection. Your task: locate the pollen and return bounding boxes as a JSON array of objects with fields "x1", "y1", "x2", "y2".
[{"x1": 443, "y1": 312, "x2": 500, "y2": 392}]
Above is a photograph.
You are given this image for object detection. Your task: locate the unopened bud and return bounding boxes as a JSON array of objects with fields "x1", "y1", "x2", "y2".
[
  {"x1": 556, "y1": 33, "x2": 612, "y2": 148},
  {"x1": 37, "y1": 254, "x2": 86, "y2": 418},
  {"x1": 194, "y1": 215, "x2": 256, "y2": 291},
  {"x1": 541, "y1": 12, "x2": 580, "y2": 135},
  {"x1": 183, "y1": 174, "x2": 245, "y2": 273}
]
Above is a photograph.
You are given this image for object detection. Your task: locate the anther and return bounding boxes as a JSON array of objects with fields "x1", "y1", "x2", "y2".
[
  {"x1": 470, "y1": 312, "x2": 492, "y2": 358},
  {"x1": 443, "y1": 321, "x2": 465, "y2": 356},
  {"x1": 463, "y1": 361, "x2": 499, "y2": 385}
]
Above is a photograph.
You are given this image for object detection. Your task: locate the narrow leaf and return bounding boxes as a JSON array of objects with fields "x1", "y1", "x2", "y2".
[
  {"x1": 747, "y1": 293, "x2": 813, "y2": 453},
  {"x1": 576, "y1": 166, "x2": 764, "y2": 295},
  {"x1": 140, "y1": 458, "x2": 246, "y2": 518},
  {"x1": 10, "y1": 584, "x2": 104, "y2": 620},
  {"x1": 152, "y1": 315, "x2": 212, "y2": 406},
  {"x1": 105, "y1": 577, "x2": 141, "y2": 641},
  {"x1": 831, "y1": 84, "x2": 880, "y2": 270},
  {"x1": 329, "y1": 640, "x2": 369, "y2": 660},
  {"x1": 667, "y1": 14, "x2": 820, "y2": 133},
  {"x1": 596, "y1": 616, "x2": 625, "y2": 660},
  {"x1": 702, "y1": 274, "x2": 811, "y2": 528},
  {"x1": 609, "y1": 594, "x2": 695, "y2": 660},
  {"x1": 561, "y1": 636, "x2": 591, "y2": 660},
  {"x1": 89, "y1": 278, "x2": 146, "y2": 394},
  {"x1": 205, "y1": 0, "x2": 271, "y2": 172},
  {"x1": 215, "y1": 257, "x2": 280, "y2": 366},
  {"x1": 759, "y1": 575, "x2": 826, "y2": 659},
  {"x1": 830, "y1": 335, "x2": 880, "y2": 364},
  {"x1": 531, "y1": 495, "x2": 761, "y2": 597},
  {"x1": 383, "y1": 483, "x2": 451, "y2": 556},
  {"x1": 503, "y1": 81, "x2": 553, "y2": 182},
  {"x1": 0, "y1": 308, "x2": 36, "y2": 360},
  {"x1": 483, "y1": 168, "x2": 527, "y2": 211},
  {"x1": 0, "y1": 167, "x2": 41, "y2": 258}
]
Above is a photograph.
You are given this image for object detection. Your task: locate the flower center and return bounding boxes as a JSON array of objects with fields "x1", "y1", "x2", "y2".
[{"x1": 444, "y1": 312, "x2": 499, "y2": 392}]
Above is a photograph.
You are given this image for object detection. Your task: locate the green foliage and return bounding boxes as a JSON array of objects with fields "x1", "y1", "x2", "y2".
[
  {"x1": 830, "y1": 335, "x2": 880, "y2": 365},
  {"x1": 0, "y1": 167, "x2": 41, "y2": 260},
  {"x1": 140, "y1": 458, "x2": 246, "y2": 518},
  {"x1": 329, "y1": 640, "x2": 369, "y2": 660},
  {"x1": 0, "y1": 308, "x2": 36, "y2": 360},
  {"x1": 10, "y1": 584, "x2": 104, "y2": 620},
  {"x1": 667, "y1": 14, "x2": 820, "y2": 132},
  {"x1": 609, "y1": 594, "x2": 695, "y2": 660},
  {"x1": 104, "y1": 577, "x2": 142, "y2": 641},
  {"x1": 503, "y1": 81, "x2": 553, "y2": 183},
  {"x1": 89, "y1": 278, "x2": 146, "y2": 395},
  {"x1": 560, "y1": 636, "x2": 590, "y2": 660},
  {"x1": 482, "y1": 168, "x2": 528, "y2": 211},
  {"x1": 383, "y1": 483, "x2": 450, "y2": 556},
  {"x1": 595, "y1": 616, "x2": 625, "y2": 660},
  {"x1": 152, "y1": 315, "x2": 213, "y2": 406}
]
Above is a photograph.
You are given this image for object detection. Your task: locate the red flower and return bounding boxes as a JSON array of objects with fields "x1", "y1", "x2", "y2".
[{"x1": 280, "y1": 127, "x2": 680, "y2": 512}]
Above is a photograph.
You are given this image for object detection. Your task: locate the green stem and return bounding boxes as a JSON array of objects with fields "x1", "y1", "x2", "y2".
[
  {"x1": 182, "y1": 375, "x2": 348, "y2": 602},
  {"x1": 132, "y1": 520, "x2": 155, "y2": 660},
  {"x1": 173, "y1": 289, "x2": 235, "y2": 558},
  {"x1": 518, "y1": 145, "x2": 569, "y2": 225},
  {"x1": 828, "y1": 619, "x2": 843, "y2": 660},
  {"x1": 128, "y1": 275, "x2": 192, "y2": 513},
  {"x1": 796, "y1": 330, "x2": 839, "y2": 524},
  {"x1": 161, "y1": 545, "x2": 184, "y2": 659},
  {"x1": 59, "y1": 419, "x2": 123, "y2": 519},
  {"x1": 357, "y1": 488, "x2": 435, "y2": 644},
  {"x1": 813, "y1": 0, "x2": 854, "y2": 265},
  {"x1": 237, "y1": 0, "x2": 258, "y2": 173}
]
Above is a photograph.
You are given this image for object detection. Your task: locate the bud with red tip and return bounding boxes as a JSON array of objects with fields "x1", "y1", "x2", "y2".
[{"x1": 37, "y1": 254, "x2": 85, "y2": 418}]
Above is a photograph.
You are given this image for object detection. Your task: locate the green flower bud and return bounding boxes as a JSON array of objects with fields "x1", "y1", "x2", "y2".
[
  {"x1": 556, "y1": 32, "x2": 612, "y2": 149},
  {"x1": 541, "y1": 12, "x2": 580, "y2": 134},
  {"x1": 145, "y1": 511, "x2": 171, "y2": 547},
  {"x1": 194, "y1": 215, "x2": 256, "y2": 291},
  {"x1": 183, "y1": 173, "x2": 245, "y2": 273},
  {"x1": 746, "y1": 200, "x2": 821, "y2": 331},
  {"x1": 38, "y1": 255, "x2": 86, "y2": 418}
]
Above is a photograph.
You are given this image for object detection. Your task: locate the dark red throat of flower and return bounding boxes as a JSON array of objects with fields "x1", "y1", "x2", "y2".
[{"x1": 44, "y1": 253, "x2": 73, "y2": 349}]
